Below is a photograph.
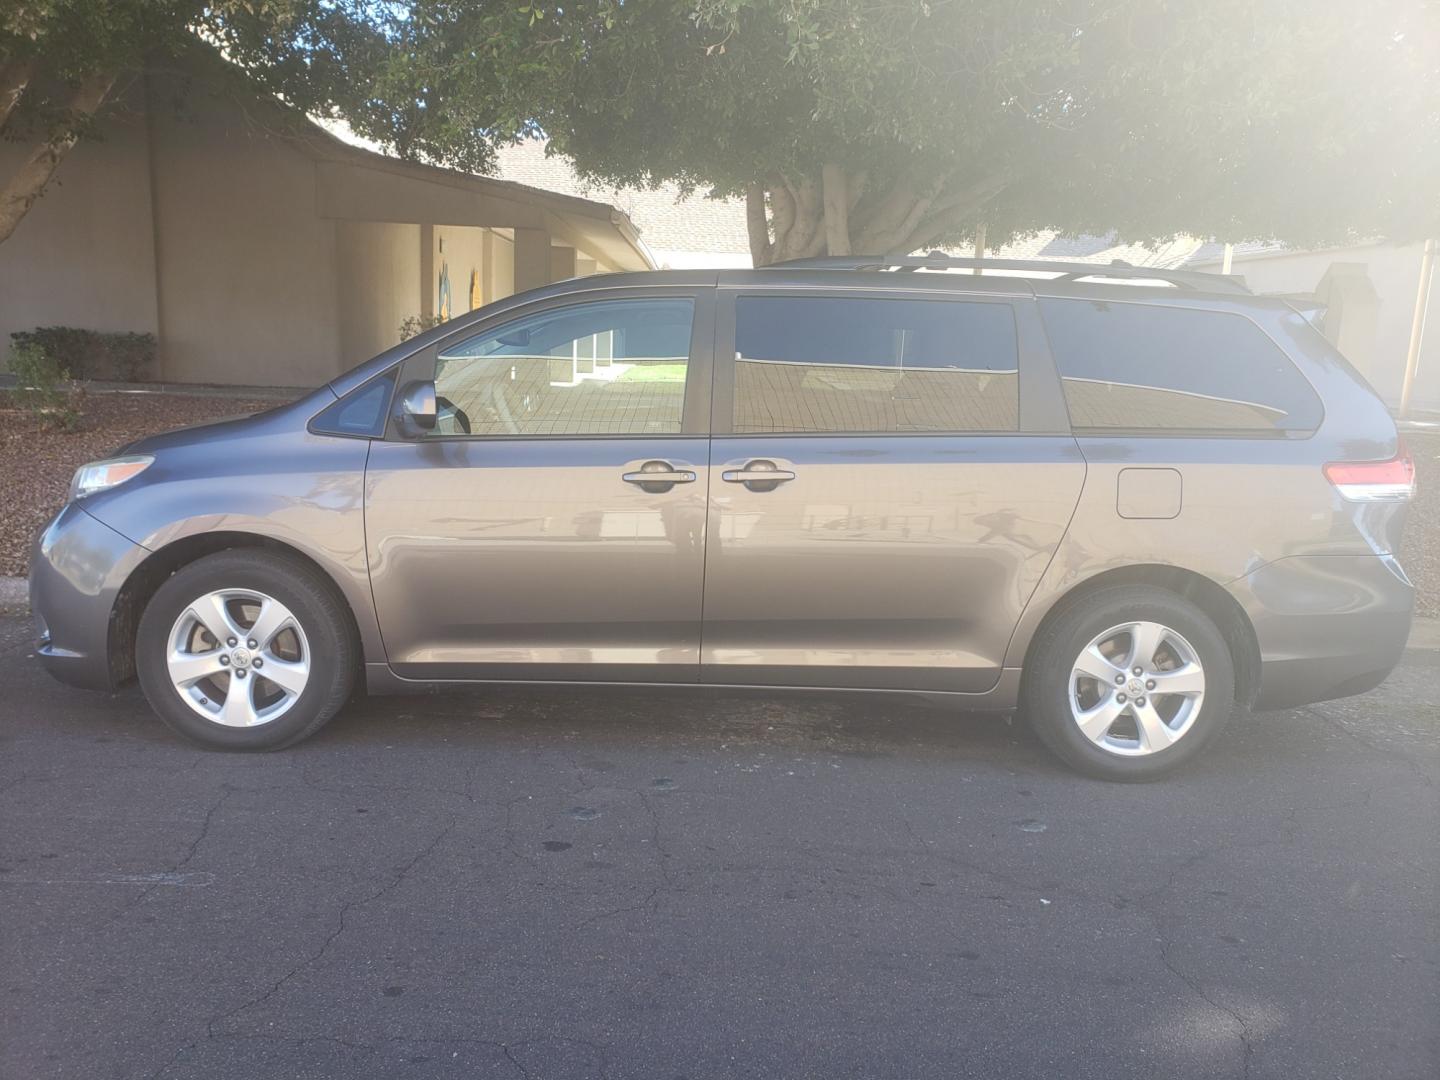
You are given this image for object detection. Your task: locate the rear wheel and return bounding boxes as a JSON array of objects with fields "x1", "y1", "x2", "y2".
[
  {"x1": 136, "y1": 550, "x2": 357, "y2": 750},
  {"x1": 1021, "y1": 586, "x2": 1236, "y2": 781}
]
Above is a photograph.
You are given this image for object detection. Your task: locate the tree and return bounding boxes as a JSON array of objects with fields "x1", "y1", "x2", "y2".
[
  {"x1": 0, "y1": 2, "x2": 311, "y2": 245},
  {"x1": 6, "y1": 2, "x2": 1438, "y2": 262},
  {"x1": 234, "y1": 0, "x2": 1437, "y2": 264}
]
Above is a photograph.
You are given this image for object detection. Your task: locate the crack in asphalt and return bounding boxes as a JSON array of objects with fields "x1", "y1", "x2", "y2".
[{"x1": 205, "y1": 816, "x2": 459, "y2": 1040}]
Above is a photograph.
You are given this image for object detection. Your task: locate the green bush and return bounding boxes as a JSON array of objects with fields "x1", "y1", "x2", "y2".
[
  {"x1": 8, "y1": 327, "x2": 157, "y2": 382},
  {"x1": 7, "y1": 341, "x2": 83, "y2": 431},
  {"x1": 398, "y1": 314, "x2": 444, "y2": 342}
]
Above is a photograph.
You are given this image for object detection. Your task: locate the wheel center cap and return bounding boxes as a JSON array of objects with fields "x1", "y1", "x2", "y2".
[
  {"x1": 231, "y1": 648, "x2": 252, "y2": 669},
  {"x1": 1127, "y1": 678, "x2": 1145, "y2": 696}
]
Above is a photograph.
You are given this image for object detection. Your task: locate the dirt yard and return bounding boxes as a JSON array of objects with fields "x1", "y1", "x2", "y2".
[{"x1": 0, "y1": 391, "x2": 275, "y2": 576}]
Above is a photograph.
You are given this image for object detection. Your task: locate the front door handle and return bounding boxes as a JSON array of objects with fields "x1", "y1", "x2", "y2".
[
  {"x1": 622, "y1": 461, "x2": 697, "y2": 493},
  {"x1": 721, "y1": 460, "x2": 797, "y2": 491}
]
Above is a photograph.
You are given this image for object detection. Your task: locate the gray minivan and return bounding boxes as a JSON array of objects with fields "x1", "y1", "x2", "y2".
[{"x1": 29, "y1": 257, "x2": 1416, "y2": 779}]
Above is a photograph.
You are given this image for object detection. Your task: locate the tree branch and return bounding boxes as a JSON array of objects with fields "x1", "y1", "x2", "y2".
[
  {"x1": 882, "y1": 175, "x2": 946, "y2": 255},
  {"x1": 768, "y1": 176, "x2": 797, "y2": 257},
  {"x1": 782, "y1": 173, "x2": 822, "y2": 260},
  {"x1": 0, "y1": 70, "x2": 117, "y2": 245},
  {"x1": 0, "y1": 55, "x2": 37, "y2": 132},
  {"x1": 852, "y1": 180, "x2": 922, "y2": 253},
  {"x1": 892, "y1": 172, "x2": 1011, "y2": 255}
]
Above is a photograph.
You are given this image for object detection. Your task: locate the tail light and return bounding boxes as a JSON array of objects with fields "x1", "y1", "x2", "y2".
[{"x1": 1324, "y1": 443, "x2": 1416, "y2": 502}]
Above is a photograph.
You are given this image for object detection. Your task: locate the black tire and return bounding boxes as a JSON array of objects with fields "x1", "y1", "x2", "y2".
[
  {"x1": 135, "y1": 550, "x2": 357, "y2": 750},
  {"x1": 1020, "y1": 585, "x2": 1236, "y2": 781}
]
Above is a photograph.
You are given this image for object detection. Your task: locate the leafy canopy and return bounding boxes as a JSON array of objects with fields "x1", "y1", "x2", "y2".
[
  {"x1": 5, "y1": 1, "x2": 1438, "y2": 257},
  {"x1": 223, "y1": 0, "x2": 1440, "y2": 256}
]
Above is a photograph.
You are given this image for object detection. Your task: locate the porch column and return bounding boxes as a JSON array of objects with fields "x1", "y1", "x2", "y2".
[
  {"x1": 550, "y1": 245, "x2": 577, "y2": 282},
  {"x1": 513, "y1": 228, "x2": 552, "y2": 292}
]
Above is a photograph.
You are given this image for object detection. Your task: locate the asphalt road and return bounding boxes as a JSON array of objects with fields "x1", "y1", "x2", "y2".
[{"x1": 1, "y1": 616, "x2": 1436, "y2": 1080}]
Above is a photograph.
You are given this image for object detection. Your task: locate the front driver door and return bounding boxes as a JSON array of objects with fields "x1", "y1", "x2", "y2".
[{"x1": 366, "y1": 288, "x2": 715, "y2": 682}]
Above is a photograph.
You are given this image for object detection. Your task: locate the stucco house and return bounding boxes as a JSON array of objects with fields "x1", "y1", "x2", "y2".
[
  {"x1": 0, "y1": 58, "x2": 653, "y2": 389},
  {"x1": 493, "y1": 140, "x2": 752, "y2": 270}
]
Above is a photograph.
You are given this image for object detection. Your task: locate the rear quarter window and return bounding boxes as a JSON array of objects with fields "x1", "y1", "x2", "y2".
[{"x1": 1039, "y1": 299, "x2": 1323, "y2": 435}]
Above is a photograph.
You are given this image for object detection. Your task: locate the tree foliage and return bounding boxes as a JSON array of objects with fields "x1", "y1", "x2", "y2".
[
  {"x1": 0, "y1": 2, "x2": 310, "y2": 243},
  {"x1": 243, "y1": 0, "x2": 1439, "y2": 262},
  {"x1": 3, "y1": 1, "x2": 1437, "y2": 261}
]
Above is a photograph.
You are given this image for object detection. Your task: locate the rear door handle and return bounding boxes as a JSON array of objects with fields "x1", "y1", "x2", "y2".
[
  {"x1": 721, "y1": 461, "x2": 796, "y2": 490},
  {"x1": 622, "y1": 461, "x2": 697, "y2": 492}
]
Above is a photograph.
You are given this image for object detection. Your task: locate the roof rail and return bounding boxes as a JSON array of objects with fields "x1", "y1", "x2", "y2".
[{"x1": 768, "y1": 254, "x2": 1252, "y2": 294}]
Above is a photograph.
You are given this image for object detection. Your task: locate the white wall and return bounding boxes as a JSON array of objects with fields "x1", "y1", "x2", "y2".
[{"x1": 1222, "y1": 243, "x2": 1439, "y2": 412}]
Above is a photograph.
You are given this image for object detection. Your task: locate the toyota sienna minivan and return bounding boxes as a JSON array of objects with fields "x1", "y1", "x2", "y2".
[{"x1": 29, "y1": 256, "x2": 1416, "y2": 780}]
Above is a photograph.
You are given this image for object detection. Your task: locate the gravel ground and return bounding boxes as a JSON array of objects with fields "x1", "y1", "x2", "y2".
[
  {"x1": 2, "y1": 392, "x2": 1436, "y2": 614},
  {"x1": 0, "y1": 391, "x2": 273, "y2": 576}
]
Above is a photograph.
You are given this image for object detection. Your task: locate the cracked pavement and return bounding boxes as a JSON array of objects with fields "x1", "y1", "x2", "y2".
[{"x1": 0, "y1": 615, "x2": 1436, "y2": 1079}]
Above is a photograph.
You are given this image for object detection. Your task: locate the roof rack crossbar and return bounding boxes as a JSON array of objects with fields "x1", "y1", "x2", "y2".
[{"x1": 768, "y1": 255, "x2": 1251, "y2": 294}]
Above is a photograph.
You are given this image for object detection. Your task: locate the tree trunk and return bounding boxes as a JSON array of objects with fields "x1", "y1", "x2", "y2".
[
  {"x1": 0, "y1": 70, "x2": 117, "y2": 246},
  {"x1": 747, "y1": 165, "x2": 1009, "y2": 266}
]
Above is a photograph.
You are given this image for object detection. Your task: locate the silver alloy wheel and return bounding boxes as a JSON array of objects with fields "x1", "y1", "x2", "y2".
[
  {"x1": 166, "y1": 588, "x2": 311, "y2": 727},
  {"x1": 1068, "y1": 620, "x2": 1206, "y2": 756}
]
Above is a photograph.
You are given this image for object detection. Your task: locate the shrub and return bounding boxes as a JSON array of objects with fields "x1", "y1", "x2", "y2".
[
  {"x1": 398, "y1": 314, "x2": 444, "y2": 342},
  {"x1": 8, "y1": 327, "x2": 157, "y2": 382},
  {"x1": 7, "y1": 340, "x2": 83, "y2": 431}
]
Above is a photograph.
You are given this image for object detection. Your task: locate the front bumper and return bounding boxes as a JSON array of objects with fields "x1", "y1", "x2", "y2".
[
  {"x1": 1227, "y1": 554, "x2": 1414, "y2": 711},
  {"x1": 28, "y1": 503, "x2": 149, "y2": 691}
]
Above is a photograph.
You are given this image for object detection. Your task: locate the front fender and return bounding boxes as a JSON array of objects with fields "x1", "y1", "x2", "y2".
[{"x1": 82, "y1": 430, "x2": 384, "y2": 663}]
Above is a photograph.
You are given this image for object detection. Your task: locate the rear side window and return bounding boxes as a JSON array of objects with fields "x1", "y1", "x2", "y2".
[
  {"x1": 1039, "y1": 299, "x2": 1322, "y2": 435},
  {"x1": 733, "y1": 296, "x2": 1019, "y2": 434}
]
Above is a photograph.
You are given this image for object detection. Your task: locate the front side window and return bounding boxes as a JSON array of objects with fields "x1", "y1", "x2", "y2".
[
  {"x1": 431, "y1": 298, "x2": 693, "y2": 436},
  {"x1": 1039, "y1": 299, "x2": 1323, "y2": 435},
  {"x1": 732, "y1": 296, "x2": 1019, "y2": 434}
]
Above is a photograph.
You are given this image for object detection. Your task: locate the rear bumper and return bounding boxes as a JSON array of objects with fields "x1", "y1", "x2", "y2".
[
  {"x1": 1227, "y1": 554, "x2": 1414, "y2": 711},
  {"x1": 28, "y1": 503, "x2": 149, "y2": 692}
]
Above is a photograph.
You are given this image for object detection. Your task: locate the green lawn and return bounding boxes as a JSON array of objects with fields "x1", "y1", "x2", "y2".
[{"x1": 615, "y1": 361, "x2": 687, "y2": 383}]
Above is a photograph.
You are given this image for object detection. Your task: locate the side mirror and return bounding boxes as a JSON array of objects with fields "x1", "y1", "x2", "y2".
[{"x1": 397, "y1": 380, "x2": 437, "y2": 437}]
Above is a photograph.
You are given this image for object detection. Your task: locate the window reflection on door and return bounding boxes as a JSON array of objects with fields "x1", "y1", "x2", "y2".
[{"x1": 431, "y1": 298, "x2": 694, "y2": 436}]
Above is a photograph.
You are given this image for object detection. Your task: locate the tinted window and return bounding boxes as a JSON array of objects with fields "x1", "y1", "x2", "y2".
[
  {"x1": 733, "y1": 296, "x2": 1019, "y2": 434},
  {"x1": 432, "y1": 298, "x2": 693, "y2": 436},
  {"x1": 310, "y1": 372, "x2": 394, "y2": 437},
  {"x1": 1040, "y1": 299, "x2": 1322, "y2": 434}
]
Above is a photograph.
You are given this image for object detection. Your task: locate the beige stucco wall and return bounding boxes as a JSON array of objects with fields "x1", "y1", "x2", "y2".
[
  {"x1": 337, "y1": 221, "x2": 421, "y2": 365},
  {"x1": 433, "y1": 225, "x2": 487, "y2": 318},
  {"x1": 1221, "y1": 244, "x2": 1439, "y2": 412},
  {"x1": 147, "y1": 89, "x2": 343, "y2": 387},
  {"x1": 0, "y1": 91, "x2": 160, "y2": 364},
  {"x1": 1, "y1": 64, "x2": 648, "y2": 389}
]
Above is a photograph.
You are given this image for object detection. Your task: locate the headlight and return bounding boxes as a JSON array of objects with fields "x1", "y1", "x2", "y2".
[{"x1": 69, "y1": 455, "x2": 154, "y2": 500}]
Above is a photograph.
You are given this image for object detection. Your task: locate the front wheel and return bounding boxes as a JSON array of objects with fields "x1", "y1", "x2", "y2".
[
  {"x1": 1021, "y1": 586, "x2": 1236, "y2": 781},
  {"x1": 136, "y1": 550, "x2": 357, "y2": 750}
]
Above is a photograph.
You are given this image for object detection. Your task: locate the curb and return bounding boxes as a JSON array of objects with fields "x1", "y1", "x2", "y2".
[
  {"x1": 2, "y1": 575, "x2": 1437, "y2": 649},
  {"x1": 1408, "y1": 616, "x2": 1440, "y2": 652},
  {"x1": 0, "y1": 373, "x2": 300, "y2": 402},
  {"x1": 0, "y1": 576, "x2": 27, "y2": 615}
]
